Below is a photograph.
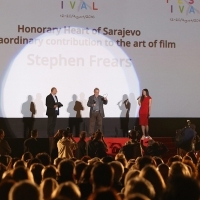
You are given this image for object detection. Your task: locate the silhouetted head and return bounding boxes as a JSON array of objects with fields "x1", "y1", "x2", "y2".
[
  {"x1": 125, "y1": 177, "x2": 155, "y2": 199},
  {"x1": 35, "y1": 153, "x2": 51, "y2": 166},
  {"x1": 9, "y1": 180, "x2": 41, "y2": 200},
  {"x1": 72, "y1": 94, "x2": 77, "y2": 101},
  {"x1": 40, "y1": 178, "x2": 58, "y2": 200},
  {"x1": 79, "y1": 131, "x2": 86, "y2": 140},
  {"x1": 31, "y1": 129, "x2": 38, "y2": 138},
  {"x1": 27, "y1": 95, "x2": 33, "y2": 101},
  {"x1": 62, "y1": 127, "x2": 71, "y2": 138},
  {"x1": 91, "y1": 163, "x2": 114, "y2": 189},
  {"x1": 52, "y1": 181, "x2": 81, "y2": 200}
]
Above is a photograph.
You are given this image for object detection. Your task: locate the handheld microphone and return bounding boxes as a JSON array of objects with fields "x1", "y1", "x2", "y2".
[
  {"x1": 137, "y1": 96, "x2": 141, "y2": 100},
  {"x1": 93, "y1": 100, "x2": 96, "y2": 104}
]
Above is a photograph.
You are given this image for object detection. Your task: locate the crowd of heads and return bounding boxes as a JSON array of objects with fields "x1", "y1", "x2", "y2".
[{"x1": 1, "y1": 128, "x2": 200, "y2": 200}]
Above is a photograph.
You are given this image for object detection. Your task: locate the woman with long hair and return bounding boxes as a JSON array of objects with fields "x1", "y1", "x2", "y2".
[{"x1": 138, "y1": 89, "x2": 152, "y2": 136}]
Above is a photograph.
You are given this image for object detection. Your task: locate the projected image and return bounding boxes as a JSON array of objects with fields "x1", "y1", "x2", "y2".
[{"x1": 1, "y1": 27, "x2": 140, "y2": 118}]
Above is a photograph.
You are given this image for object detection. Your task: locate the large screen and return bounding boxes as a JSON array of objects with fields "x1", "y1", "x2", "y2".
[{"x1": 0, "y1": 0, "x2": 200, "y2": 118}]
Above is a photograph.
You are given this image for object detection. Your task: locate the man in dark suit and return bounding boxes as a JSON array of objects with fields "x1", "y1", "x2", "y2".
[
  {"x1": 87, "y1": 88, "x2": 108, "y2": 135},
  {"x1": 46, "y1": 87, "x2": 59, "y2": 137},
  {"x1": 24, "y1": 129, "x2": 39, "y2": 157}
]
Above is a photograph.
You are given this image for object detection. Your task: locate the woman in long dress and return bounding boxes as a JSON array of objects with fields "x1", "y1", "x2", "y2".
[{"x1": 138, "y1": 89, "x2": 152, "y2": 136}]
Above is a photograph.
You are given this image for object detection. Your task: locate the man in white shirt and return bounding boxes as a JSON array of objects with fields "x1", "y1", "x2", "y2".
[{"x1": 57, "y1": 128, "x2": 77, "y2": 158}]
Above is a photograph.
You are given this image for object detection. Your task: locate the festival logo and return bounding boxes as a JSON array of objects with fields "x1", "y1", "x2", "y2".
[
  {"x1": 166, "y1": 0, "x2": 200, "y2": 23},
  {"x1": 166, "y1": 0, "x2": 199, "y2": 14}
]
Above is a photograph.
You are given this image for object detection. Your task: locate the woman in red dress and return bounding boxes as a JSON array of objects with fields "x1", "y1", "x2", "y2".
[{"x1": 138, "y1": 89, "x2": 152, "y2": 136}]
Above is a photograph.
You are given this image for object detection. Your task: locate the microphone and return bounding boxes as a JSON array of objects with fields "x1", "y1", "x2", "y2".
[
  {"x1": 137, "y1": 96, "x2": 141, "y2": 100},
  {"x1": 93, "y1": 100, "x2": 96, "y2": 104}
]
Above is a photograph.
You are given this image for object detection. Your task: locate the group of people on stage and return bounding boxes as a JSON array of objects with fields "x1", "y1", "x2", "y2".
[{"x1": 46, "y1": 87, "x2": 152, "y2": 137}]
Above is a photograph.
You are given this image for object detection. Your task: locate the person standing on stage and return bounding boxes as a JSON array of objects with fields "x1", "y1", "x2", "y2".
[
  {"x1": 46, "y1": 87, "x2": 59, "y2": 137},
  {"x1": 87, "y1": 88, "x2": 108, "y2": 135},
  {"x1": 138, "y1": 89, "x2": 152, "y2": 136}
]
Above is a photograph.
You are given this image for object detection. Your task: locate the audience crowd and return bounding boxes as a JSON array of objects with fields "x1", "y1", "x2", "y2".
[{"x1": 0, "y1": 128, "x2": 200, "y2": 200}]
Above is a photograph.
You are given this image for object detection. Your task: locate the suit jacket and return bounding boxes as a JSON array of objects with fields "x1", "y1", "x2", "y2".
[
  {"x1": 87, "y1": 95, "x2": 108, "y2": 117},
  {"x1": 46, "y1": 94, "x2": 59, "y2": 116}
]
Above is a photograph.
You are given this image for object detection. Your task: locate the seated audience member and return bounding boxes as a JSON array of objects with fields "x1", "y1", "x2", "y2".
[
  {"x1": 0, "y1": 180, "x2": 15, "y2": 200},
  {"x1": 40, "y1": 178, "x2": 58, "y2": 200},
  {"x1": 53, "y1": 157, "x2": 63, "y2": 168},
  {"x1": 8, "y1": 180, "x2": 41, "y2": 200},
  {"x1": 78, "y1": 165, "x2": 93, "y2": 200},
  {"x1": 12, "y1": 166, "x2": 34, "y2": 182},
  {"x1": 115, "y1": 153, "x2": 127, "y2": 168},
  {"x1": 153, "y1": 156, "x2": 164, "y2": 166},
  {"x1": 186, "y1": 151, "x2": 197, "y2": 165},
  {"x1": 88, "y1": 157, "x2": 101, "y2": 165},
  {"x1": 76, "y1": 131, "x2": 87, "y2": 159},
  {"x1": 74, "y1": 162, "x2": 87, "y2": 183},
  {"x1": 57, "y1": 159, "x2": 75, "y2": 183},
  {"x1": 126, "y1": 159, "x2": 136, "y2": 169},
  {"x1": 109, "y1": 161, "x2": 124, "y2": 192},
  {"x1": 123, "y1": 170, "x2": 140, "y2": 190},
  {"x1": 13, "y1": 160, "x2": 26, "y2": 169},
  {"x1": 91, "y1": 163, "x2": 114, "y2": 191},
  {"x1": 124, "y1": 177, "x2": 155, "y2": 200},
  {"x1": 52, "y1": 181, "x2": 81, "y2": 200},
  {"x1": 30, "y1": 163, "x2": 44, "y2": 185},
  {"x1": 0, "y1": 129, "x2": 12, "y2": 156},
  {"x1": 120, "y1": 129, "x2": 142, "y2": 160},
  {"x1": 157, "y1": 164, "x2": 169, "y2": 184},
  {"x1": 21, "y1": 152, "x2": 33, "y2": 162},
  {"x1": 27, "y1": 158, "x2": 41, "y2": 168},
  {"x1": 162, "y1": 176, "x2": 200, "y2": 200},
  {"x1": 166, "y1": 155, "x2": 182, "y2": 167},
  {"x1": 168, "y1": 161, "x2": 191, "y2": 179},
  {"x1": 24, "y1": 129, "x2": 39, "y2": 157},
  {"x1": 41, "y1": 165, "x2": 57, "y2": 180},
  {"x1": 88, "y1": 130, "x2": 107, "y2": 158},
  {"x1": 139, "y1": 165, "x2": 166, "y2": 200},
  {"x1": 182, "y1": 160, "x2": 197, "y2": 178},
  {"x1": 88, "y1": 188, "x2": 121, "y2": 200},
  {"x1": 35, "y1": 153, "x2": 51, "y2": 166},
  {"x1": 135, "y1": 156, "x2": 156, "y2": 170},
  {"x1": 57, "y1": 128, "x2": 77, "y2": 159},
  {"x1": 101, "y1": 156, "x2": 115, "y2": 164}
]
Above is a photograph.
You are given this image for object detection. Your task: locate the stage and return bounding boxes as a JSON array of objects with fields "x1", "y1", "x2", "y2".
[{"x1": 0, "y1": 117, "x2": 199, "y2": 138}]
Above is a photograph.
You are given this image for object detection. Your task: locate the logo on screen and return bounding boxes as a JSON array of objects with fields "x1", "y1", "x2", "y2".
[
  {"x1": 60, "y1": 1, "x2": 98, "y2": 11},
  {"x1": 166, "y1": 0, "x2": 200, "y2": 15}
]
